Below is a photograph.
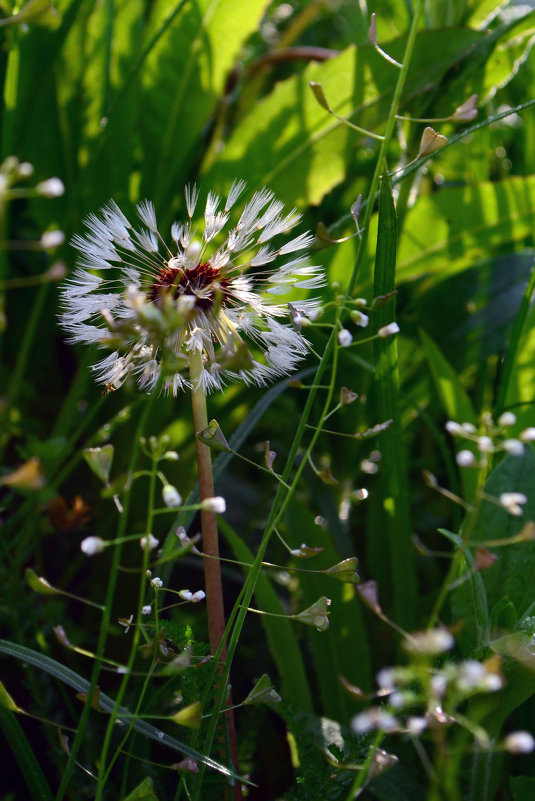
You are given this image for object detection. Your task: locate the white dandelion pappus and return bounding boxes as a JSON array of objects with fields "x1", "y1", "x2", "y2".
[{"x1": 60, "y1": 181, "x2": 325, "y2": 394}]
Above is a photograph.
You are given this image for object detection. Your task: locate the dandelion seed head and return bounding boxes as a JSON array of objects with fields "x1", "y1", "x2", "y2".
[{"x1": 60, "y1": 182, "x2": 324, "y2": 394}]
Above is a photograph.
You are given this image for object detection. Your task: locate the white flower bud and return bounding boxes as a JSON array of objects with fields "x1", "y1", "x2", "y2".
[
  {"x1": 477, "y1": 436, "x2": 494, "y2": 453},
  {"x1": 201, "y1": 496, "x2": 226, "y2": 513},
  {"x1": 338, "y1": 328, "x2": 353, "y2": 347},
  {"x1": 179, "y1": 590, "x2": 193, "y2": 601},
  {"x1": 81, "y1": 536, "x2": 106, "y2": 555},
  {"x1": 40, "y1": 230, "x2": 65, "y2": 249},
  {"x1": 162, "y1": 484, "x2": 182, "y2": 508},
  {"x1": 502, "y1": 439, "x2": 524, "y2": 457},
  {"x1": 504, "y1": 731, "x2": 535, "y2": 754},
  {"x1": 151, "y1": 576, "x2": 163, "y2": 589},
  {"x1": 498, "y1": 411, "x2": 516, "y2": 427},
  {"x1": 445, "y1": 421, "x2": 463, "y2": 435},
  {"x1": 377, "y1": 322, "x2": 400, "y2": 338},
  {"x1": 350, "y1": 310, "x2": 369, "y2": 327},
  {"x1": 18, "y1": 162, "x2": 34, "y2": 177},
  {"x1": 140, "y1": 534, "x2": 159, "y2": 550},
  {"x1": 36, "y1": 177, "x2": 65, "y2": 197},
  {"x1": 191, "y1": 590, "x2": 206, "y2": 603},
  {"x1": 141, "y1": 605, "x2": 152, "y2": 615},
  {"x1": 520, "y1": 427, "x2": 535, "y2": 442},
  {"x1": 456, "y1": 450, "x2": 476, "y2": 467},
  {"x1": 407, "y1": 716, "x2": 427, "y2": 736},
  {"x1": 499, "y1": 492, "x2": 527, "y2": 516}
]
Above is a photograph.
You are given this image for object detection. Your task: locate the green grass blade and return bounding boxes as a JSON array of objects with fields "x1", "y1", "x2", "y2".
[
  {"x1": 0, "y1": 704, "x2": 54, "y2": 801},
  {"x1": 372, "y1": 174, "x2": 416, "y2": 628},
  {"x1": 0, "y1": 640, "x2": 244, "y2": 783}
]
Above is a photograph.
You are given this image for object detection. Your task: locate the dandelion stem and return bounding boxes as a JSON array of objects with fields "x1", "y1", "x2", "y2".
[
  {"x1": 189, "y1": 347, "x2": 241, "y2": 798},
  {"x1": 189, "y1": 348, "x2": 226, "y2": 654}
]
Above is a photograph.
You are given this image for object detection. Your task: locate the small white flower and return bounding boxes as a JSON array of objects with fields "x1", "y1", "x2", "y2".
[
  {"x1": 499, "y1": 492, "x2": 528, "y2": 516},
  {"x1": 140, "y1": 534, "x2": 159, "y2": 550},
  {"x1": 445, "y1": 420, "x2": 463, "y2": 435},
  {"x1": 19, "y1": 162, "x2": 34, "y2": 177},
  {"x1": 456, "y1": 660, "x2": 486, "y2": 692},
  {"x1": 151, "y1": 576, "x2": 163, "y2": 589},
  {"x1": 456, "y1": 449, "x2": 476, "y2": 467},
  {"x1": 504, "y1": 731, "x2": 535, "y2": 754},
  {"x1": 201, "y1": 496, "x2": 226, "y2": 513},
  {"x1": 404, "y1": 629, "x2": 454, "y2": 656},
  {"x1": 407, "y1": 716, "x2": 427, "y2": 736},
  {"x1": 36, "y1": 177, "x2": 65, "y2": 197},
  {"x1": 498, "y1": 411, "x2": 516, "y2": 427},
  {"x1": 520, "y1": 427, "x2": 535, "y2": 442},
  {"x1": 351, "y1": 708, "x2": 398, "y2": 734},
  {"x1": 338, "y1": 328, "x2": 353, "y2": 347},
  {"x1": 119, "y1": 614, "x2": 133, "y2": 634},
  {"x1": 477, "y1": 436, "x2": 494, "y2": 453},
  {"x1": 80, "y1": 536, "x2": 106, "y2": 555},
  {"x1": 141, "y1": 605, "x2": 152, "y2": 615},
  {"x1": 502, "y1": 439, "x2": 525, "y2": 457},
  {"x1": 350, "y1": 310, "x2": 369, "y2": 327},
  {"x1": 377, "y1": 322, "x2": 400, "y2": 338},
  {"x1": 60, "y1": 182, "x2": 324, "y2": 394},
  {"x1": 162, "y1": 484, "x2": 182, "y2": 508},
  {"x1": 430, "y1": 673, "x2": 448, "y2": 698},
  {"x1": 376, "y1": 668, "x2": 397, "y2": 690},
  {"x1": 40, "y1": 230, "x2": 65, "y2": 249},
  {"x1": 461, "y1": 422, "x2": 477, "y2": 433}
]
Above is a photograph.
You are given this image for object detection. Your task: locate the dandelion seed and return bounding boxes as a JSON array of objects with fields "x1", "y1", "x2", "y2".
[{"x1": 60, "y1": 182, "x2": 324, "y2": 394}]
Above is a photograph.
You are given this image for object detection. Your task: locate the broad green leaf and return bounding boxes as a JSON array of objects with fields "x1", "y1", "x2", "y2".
[
  {"x1": 442, "y1": 528, "x2": 491, "y2": 653},
  {"x1": 0, "y1": 640, "x2": 243, "y2": 782},
  {"x1": 219, "y1": 518, "x2": 313, "y2": 712},
  {"x1": 451, "y1": 448, "x2": 535, "y2": 651},
  {"x1": 419, "y1": 330, "x2": 477, "y2": 424},
  {"x1": 202, "y1": 28, "x2": 485, "y2": 207},
  {"x1": 283, "y1": 497, "x2": 371, "y2": 720},
  {"x1": 329, "y1": 176, "x2": 535, "y2": 295},
  {"x1": 419, "y1": 329, "x2": 478, "y2": 499},
  {"x1": 511, "y1": 776, "x2": 535, "y2": 801},
  {"x1": 139, "y1": 0, "x2": 269, "y2": 211}
]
